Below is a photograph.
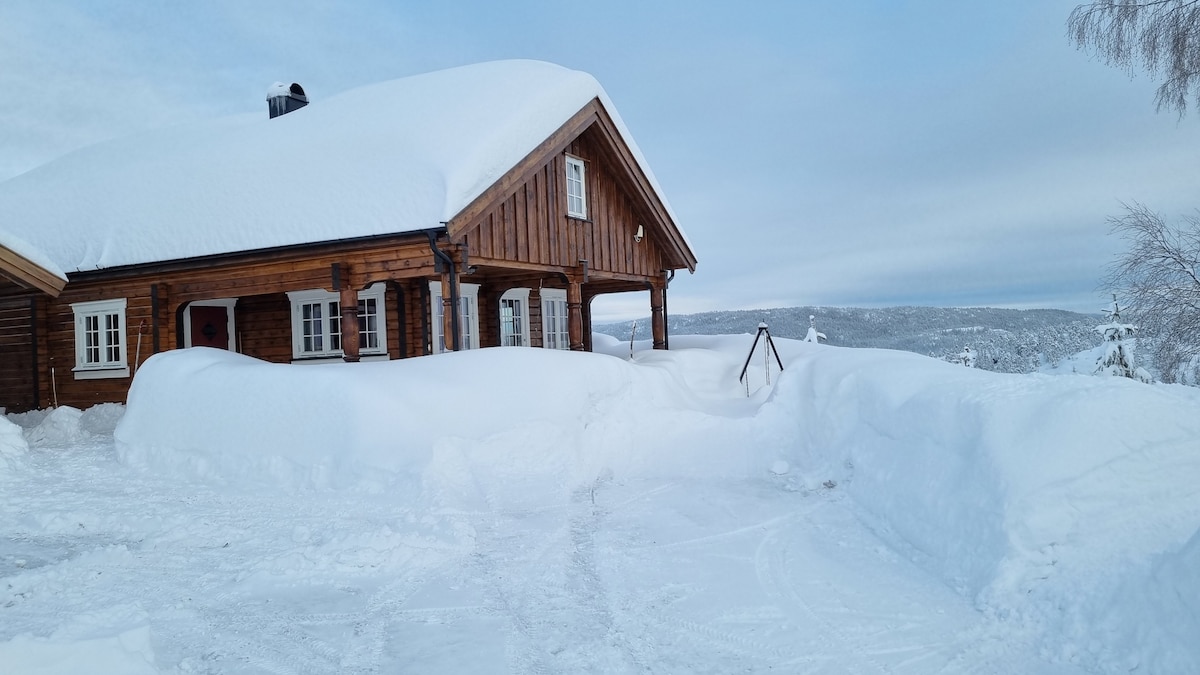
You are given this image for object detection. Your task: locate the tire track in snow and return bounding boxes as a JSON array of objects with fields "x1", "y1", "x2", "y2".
[{"x1": 754, "y1": 510, "x2": 893, "y2": 675}]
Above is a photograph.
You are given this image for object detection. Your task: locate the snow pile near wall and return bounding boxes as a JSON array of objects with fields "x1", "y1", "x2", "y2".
[
  {"x1": 23, "y1": 406, "x2": 88, "y2": 448},
  {"x1": 116, "y1": 346, "x2": 769, "y2": 506},
  {"x1": 764, "y1": 342, "x2": 1200, "y2": 672},
  {"x1": 0, "y1": 415, "x2": 29, "y2": 472}
]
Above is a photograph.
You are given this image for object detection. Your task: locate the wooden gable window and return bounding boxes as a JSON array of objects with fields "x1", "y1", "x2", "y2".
[
  {"x1": 71, "y1": 298, "x2": 129, "y2": 379},
  {"x1": 565, "y1": 155, "x2": 587, "y2": 219}
]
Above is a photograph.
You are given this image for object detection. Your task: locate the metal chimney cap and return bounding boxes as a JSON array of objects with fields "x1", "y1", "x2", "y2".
[{"x1": 266, "y1": 82, "x2": 307, "y2": 101}]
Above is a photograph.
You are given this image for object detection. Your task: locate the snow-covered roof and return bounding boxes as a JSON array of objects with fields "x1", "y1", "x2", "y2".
[
  {"x1": 0, "y1": 223, "x2": 67, "y2": 295},
  {"x1": 0, "y1": 60, "x2": 678, "y2": 274}
]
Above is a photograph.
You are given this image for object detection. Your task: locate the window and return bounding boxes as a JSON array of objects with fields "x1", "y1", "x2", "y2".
[
  {"x1": 566, "y1": 155, "x2": 587, "y2": 219},
  {"x1": 540, "y1": 289, "x2": 570, "y2": 350},
  {"x1": 286, "y1": 283, "x2": 387, "y2": 360},
  {"x1": 429, "y1": 282, "x2": 480, "y2": 353},
  {"x1": 72, "y1": 298, "x2": 129, "y2": 378},
  {"x1": 499, "y1": 288, "x2": 531, "y2": 347}
]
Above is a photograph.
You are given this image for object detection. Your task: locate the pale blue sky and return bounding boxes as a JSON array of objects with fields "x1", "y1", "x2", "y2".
[{"x1": 2, "y1": 1, "x2": 1197, "y2": 321}]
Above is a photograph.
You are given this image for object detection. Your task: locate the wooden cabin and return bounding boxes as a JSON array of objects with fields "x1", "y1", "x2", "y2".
[{"x1": 0, "y1": 61, "x2": 697, "y2": 412}]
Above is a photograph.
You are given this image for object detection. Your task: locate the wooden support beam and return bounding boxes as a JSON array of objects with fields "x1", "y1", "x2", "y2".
[
  {"x1": 150, "y1": 284, "x2": 161, "y2": 354},
  {"x1": 650, "y1": 283, "x2": 666, "y2": 350},
  {"x1": 339, "y1": 286, "x2": 360, "y2": 362},
  {"x1": 567, "y1": 278, "x2": 584, "y2": 351}
]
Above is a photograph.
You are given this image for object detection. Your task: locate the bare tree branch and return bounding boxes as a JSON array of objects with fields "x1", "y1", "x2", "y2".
[
  {"x1": 1105, "y1": 202, "x2": 1200, "y2": 381},
  {"x1": 1069, "y1": 0, "x2": 1200, "y2": 116}
]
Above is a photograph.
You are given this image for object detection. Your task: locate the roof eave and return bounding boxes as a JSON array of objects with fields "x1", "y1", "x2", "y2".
[{"x1": 0, "y1": 244, "x2": 66, "y2": 297}]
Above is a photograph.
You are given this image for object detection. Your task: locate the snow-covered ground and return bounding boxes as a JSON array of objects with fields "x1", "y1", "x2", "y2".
[{"x1": 3, "y1": 334, "x2": 1199, "y2": 674}]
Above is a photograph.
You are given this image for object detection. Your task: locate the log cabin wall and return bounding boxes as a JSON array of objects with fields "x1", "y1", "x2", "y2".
[
  {"x1": 0, "y1": 296, "x2": 37, "y2": 412},
  {"x1": 29, "y1": 236, "x2": 441, "y2": 409},
  {"x1": 235, "y1": 293, "x2": 290, "y2": 362},
  {"x1": 393, "y1": 281, "x2": 430, "y2": 358},
  {"x1": 460, "y1": 127, "x2": 667, "y2": 279}
]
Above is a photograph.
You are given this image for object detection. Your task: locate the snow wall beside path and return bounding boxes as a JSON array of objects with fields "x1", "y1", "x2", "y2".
[{"x1": 765, "y1": 341, "x2": 1200, "y2": 673}]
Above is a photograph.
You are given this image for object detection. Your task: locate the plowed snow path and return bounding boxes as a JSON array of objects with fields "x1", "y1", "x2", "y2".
[{"x1": 2, "y1": 444, "x2": 1084, "y2": 673}]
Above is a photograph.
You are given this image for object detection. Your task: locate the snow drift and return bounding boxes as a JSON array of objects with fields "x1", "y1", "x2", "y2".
[{"x1": 9, "y1": 334, "x2": 1200, "y2": 672}]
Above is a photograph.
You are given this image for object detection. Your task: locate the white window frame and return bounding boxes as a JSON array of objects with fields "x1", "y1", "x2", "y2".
[
  {"x1": 286, "y1": 283, "x2": 387, "y2": 361},
  {"x1": 499, "y1": 288, "x2": 531, "y2": 347},
  {"x1": 566, "y1": 155, "x2": 587, "y2": 219},
  {"x1": 540, "y1": 288, "x2": 570, "y2": 350},
  {"x1": 71, "y1": 298, "x2": 129, "y2": 379},
  {"x1": 429, "y1": 281, "x2": 480, "y2": 353}
]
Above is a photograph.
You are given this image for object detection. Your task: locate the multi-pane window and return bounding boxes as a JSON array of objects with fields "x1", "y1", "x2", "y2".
[
  {"x1": 358, "y1": 296, "x2": 380, "y2": 352},
  {"x1": 71, "y1": 298, "x2": 129, "y2": 378},
  {"x1": 287, "y1": 283, "x2": 386, "y2": 360},
  {"x1": 296, "y1": 299, "x2": 341, "y2": 356},
  {"x1": 540, "y1": 289, "x2": 570, "y2": 350},
  {"x1": 566, "y1": 155, "x2": 587, "y2": 219},
  {"x1": 429, "y1": 282, "x2": 480, "y2": 353},
  {"x1": 499, "y1": 288, "x2": 530, "y2": 347}
]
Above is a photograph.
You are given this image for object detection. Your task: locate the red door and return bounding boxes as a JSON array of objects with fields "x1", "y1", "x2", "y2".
[{"x1": 190, "y1": 306, "x2": 230, "y2": 350}]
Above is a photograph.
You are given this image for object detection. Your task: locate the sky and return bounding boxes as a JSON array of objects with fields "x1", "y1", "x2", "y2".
[{"x1": 2, "y1": 0, "x2": 1198, "y2": 322}]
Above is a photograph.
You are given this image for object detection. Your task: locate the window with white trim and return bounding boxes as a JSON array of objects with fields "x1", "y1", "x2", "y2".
[
  {"x1": 429, "y1": 281, "x2": 480, "y2": 353},
  {"x1": 540, "y1": 289, "x2": 570, "y2": 350},
  {"x1": 499, "y1": 288, "x2": 531, "y2": 347},
  {"x1": 566, "y1": 155, "x2": 587, "y2": 219},
  {"x1": 72, "y1": 298, "x2": 129, "y2": 378},
  {"x1": 286, "y1": 283, "x2": 387, "y2": 360}
]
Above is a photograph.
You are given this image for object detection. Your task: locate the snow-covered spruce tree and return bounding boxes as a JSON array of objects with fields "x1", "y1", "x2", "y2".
[
  {"x1": 803, "y1": 315, "x2": 826, "y2": 343},
  {"x1": 1095, "y1": 295, "x2": 1154, "y2": 383},
  {"x1": 955, "y1": 346, "x2": 976, "y2": 368}
]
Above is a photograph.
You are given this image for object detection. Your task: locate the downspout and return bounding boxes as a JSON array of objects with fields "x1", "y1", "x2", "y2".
[{"x1": 426, "y1": 229, "x2": 460, "y2": 351}]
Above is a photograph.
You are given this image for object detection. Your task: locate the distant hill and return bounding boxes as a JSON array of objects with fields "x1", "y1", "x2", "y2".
[{"x1": 595, "y1": 306, "x2": 1103, "y2": 374}]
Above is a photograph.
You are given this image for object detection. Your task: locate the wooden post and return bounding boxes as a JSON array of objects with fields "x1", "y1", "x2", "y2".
[
  {"x1": 339, "y1": 286, "x2": 360, "y2": 362},
  {"x1": 150, "y1": 284, "x2": 161, "y2": 354},
  {"x1": 650, "y1": 283, "x2": 666, "y2": 350},
  {"x1": 567, "y1": 279, "x2": 584, "y2": 351}
]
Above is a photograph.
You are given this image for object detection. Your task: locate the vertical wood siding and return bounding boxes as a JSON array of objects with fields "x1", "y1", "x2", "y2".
[{"x1": 461, "y1": 128, "x2": 665, "y2": 277}]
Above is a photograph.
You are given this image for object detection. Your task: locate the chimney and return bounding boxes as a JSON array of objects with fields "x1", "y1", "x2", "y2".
[{"x1": 267, "y1": 82, "x2": 308, "y2": 119}]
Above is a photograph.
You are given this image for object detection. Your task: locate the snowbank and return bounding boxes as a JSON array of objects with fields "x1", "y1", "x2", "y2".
[
  {"x1": 0, "y1": 604, "x2": 156, "y2": 675},
  {"x1": 115, "y1": 346, "x2": 770, "y2": 504},
  {"x1": 0, "y1": 415, "x2": 28, "y2": 473},
  {"x1": 765, "y1": 342, "x2": 1200, "y2": 671},
  {"x1": 108, "y1": 337, "x2": 1200, "y2": 671}
]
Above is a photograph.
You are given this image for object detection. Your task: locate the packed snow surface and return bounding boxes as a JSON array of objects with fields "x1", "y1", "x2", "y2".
[
  {"x1": 3, "y1": 335, "x2": 1200, "y2": 673},
  {"x1": 0, "y1": 60, "x2": 683, "y2": 274}
]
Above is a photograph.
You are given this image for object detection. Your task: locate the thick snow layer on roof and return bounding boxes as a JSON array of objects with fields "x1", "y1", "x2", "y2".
[
  {"x1": 0, "y1": 224, "x2": 66, "y2": 282},
  {"x1": 0, "y1": 60, "x2": 674, "y2": 273}
]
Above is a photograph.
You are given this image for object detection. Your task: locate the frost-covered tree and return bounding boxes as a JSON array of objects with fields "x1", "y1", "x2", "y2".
[
  {"x1": 1069, "y1": 0, "x2": 1200, "y2": 116},
  {"x1": 1095, "y1": 295, "x2": 1154, "y2": 382},
  {"x1": 954, "y1": 347, "x2": 976, "y2": 368},
  {"x1": 803, "y1": 315, "x2": 827, "y2": 343},
  {"x1": 1105, "y1": 203, "x2": 1200, "y2": 382}
]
